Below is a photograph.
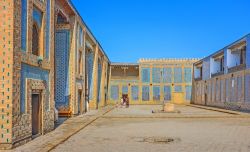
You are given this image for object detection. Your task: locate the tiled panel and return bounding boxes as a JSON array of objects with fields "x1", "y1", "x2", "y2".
[
  {"x1": 131, "y1": 86, "x2": 139, "y2": 101},
  {"x1": 174, "y1": 68, "x2": 182, "y2": 83},
  {"x1": 45, "y1": 0, "x2": 50, "y2": 58},
  {"x1": 21, "y1": 64, "x2": 49, "y2": 113},
  {"x1": 141, "y1": 68, "x2": 150, "y2": 83},
  {"x1": 184, "y1": 68, "x2": 192, "y2": 83},
  {"x1": 21, "y1": 0, "x2": 27, "y2": 51},
  {"x1": 153, "y1": 86, "x2": 160, "y2": 101},
  {"x1": 152, "y1": 68, "x2": 161, "y2": 83},
  {"x1": 110, "y1": 85, "x2": 119, "y2": 100},
  {"x1": 122, "y1": 86, "x2": 128, "y2": 94},
  {"x1": 142, "y1": 86, "x2": 150, "y2": 101},
  {"x1": 86, "y1": 51, "x2": 94, "y2": 100},
  {"x1": 164, "y1": 86, "x2": 171, "y2": 101},
  {"x1": 162, "y1": 68, "x2": 172, "y2": 83},
  {"x1": 55, "y1": 30, "x2": 70, "y2": 108},
  {"x1": 174, "y1": 85, "x2": 182, "y2": 92},
  {"x1": 185, "y1": 86, "x2": 192, "y2": 100}
]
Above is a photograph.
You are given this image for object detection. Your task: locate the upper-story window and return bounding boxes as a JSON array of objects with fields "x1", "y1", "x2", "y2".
[
  {"x1": 227, "y1": 41, "x2": 246, "y2": 73},
  {"x1": 32, "y1": 7, "x2": 43, "y2": 56},
  {"x1": 211, "y1": 51, "x2": 224, "y2": 77},
  {"x1": 32, "y1": 23, "x2": 39, "y2": 56},
  {"x1": 194, "y1": 62, "x2": 203, "y2": 81}
]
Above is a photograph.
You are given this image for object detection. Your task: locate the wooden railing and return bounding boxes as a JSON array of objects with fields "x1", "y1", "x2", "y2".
[
  {"x1": 211, "y1": 71, "x2": 224, "y2": 78},
  {"x1": 228, "y1": 64, "x2": 246, "y2": 73}
]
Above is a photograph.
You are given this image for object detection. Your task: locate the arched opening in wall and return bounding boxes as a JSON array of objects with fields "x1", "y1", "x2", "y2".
[{"x1": 32, "y1": 23, "x2": 39, "y2": 56}]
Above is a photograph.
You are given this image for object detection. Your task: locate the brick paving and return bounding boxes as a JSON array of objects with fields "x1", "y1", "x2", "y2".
[
  {"x1": 6, "y1": 106, "x2": 114, "y2": 152},
  {"x1": 4, "y1": 105, "x2": 250, "y2": 152}
]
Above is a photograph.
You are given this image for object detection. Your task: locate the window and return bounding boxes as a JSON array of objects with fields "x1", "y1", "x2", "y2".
[
  {"x1": 184, "y1": 68, "x2": 192, "y2": 83},
  {"x1": 164, "y1": 86, "x2": 171, "y2": 101},
  {"x1": 185, "y1": 86, "x2": 192, "y2": 100},
  {"x1": 240, "y1": 47, "x2": 246, "y2": 65},
  {"x1": 142, "y1": 86, "x2": 150, "y2": 101},
  {"x1": 152, "y1": 68, "x2": 161, "y2": 83},
  {"x1": 141, "y1": 68, "x2": 150, "y2": 83},
  {"x1": 122, "y1": 86, "x2": 128, "y2": 94},
  {"x1": 131, "y1": 86, "x2": 139, "y2": 101},
  {"x1": 220, "y1": 57, "x2": 224, "y2": 72},
  {"x1": 174, "y1": 68, "x2": 182, "y2": 83},
  {"x1": 153, "y1": 86, "x2": 160, "y2": 101},
  {"x1": 32, "y1": 24, "x2": 39, "y2": 56},
  {"x1": 174, "y1": 86, "x2": 182, "y2": 92},
  {"x1": 162, "y1": 68, "x2": 172, "y2": 83},
  {"x1": 111, "y1": 86, "x2": 119, "y2": 100}
]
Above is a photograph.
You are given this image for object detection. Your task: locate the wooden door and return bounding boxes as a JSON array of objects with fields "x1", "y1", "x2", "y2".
[{"x1": 32, "y1": 94, "x2": 40, "y2": 136}]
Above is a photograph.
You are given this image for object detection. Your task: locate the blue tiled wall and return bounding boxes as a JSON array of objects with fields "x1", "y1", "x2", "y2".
[
  {"x1": 174, "y1": 68, "x2": 182, "y2": 83},
  {"x1": 55, "y1": 30, "x2": 70, "y2": 108},
  {"x1": 33, "y1": 7, "x2": 42, "y2": 28},
  {"x1": 86, "y1": 51, "x2": 94, "y2": 100},
  {"x1": 45, "y1": 0, "x2": 50, "y2": 58},
  {"x1": 21, "y1": 0, "x2": 27, "y2": 51},
  {"x1": 164, "y1": 86, "x2": 171, "y2": 101},
  {"x1": 162, "y1": 68, "x2": 172, "y2": 83},
  {"x1": 141, "y1": 68, "x2": 150, "y2": 83},
  {"x1": 153, "y1": 86, "x2": 160, "y2": 101},
  {"x1": 131, "y1": 86, "x2": 139, "y2": 101},
  {"x1": 152, "y1": 68, "x2": 161, "y2": 83},
  {"x1": 110, "y1": 85, "x2": 119, "y2": 100},
  {"x1": 122, "y1": 86, "x2": 128, "y2": 94},
  {"x1": 21, "y1": 64, "x2": 49, "y2": 113},
  {"x1": 142, "y1": 86, "x2": 150, "y2": 101},
  {"x1": 184, "y1": 68, "x2": 192, "y2": 83}
]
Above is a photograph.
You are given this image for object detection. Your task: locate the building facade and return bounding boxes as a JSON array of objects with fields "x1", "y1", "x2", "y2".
[
  {"x1": 108, "y1": 59, "x2": 199, "y2": 105},
  {"x1": 192, "y1": 34, "x2": 250, "y2": 112},
  {"x1": 0, "y1": 0, "x2": 110, "y2": 149}
]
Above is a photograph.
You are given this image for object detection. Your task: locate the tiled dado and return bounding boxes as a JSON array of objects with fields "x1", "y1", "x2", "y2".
[{"x1": 21, "y1": 51, "x2": 51, "y2": 70}]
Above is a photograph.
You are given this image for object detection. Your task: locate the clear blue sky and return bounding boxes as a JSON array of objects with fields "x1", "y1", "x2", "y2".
[{"x1": 72, "y1": 0, "x2": 250, "y2": 63}]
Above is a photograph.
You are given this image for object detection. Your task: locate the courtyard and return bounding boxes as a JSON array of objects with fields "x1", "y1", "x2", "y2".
[{"x1": 10, "y1": 105, "x2": 250, "y2": 152}]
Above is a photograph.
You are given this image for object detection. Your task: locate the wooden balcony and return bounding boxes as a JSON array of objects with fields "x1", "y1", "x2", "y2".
[
  {"x1": 194, "y1": 77, "x2": 202, "y2": 81},
  {"x1": 228, "y1": 64, "x2": 246, "y2": 73},
  {"x1": 211, "y1": 71, "x2": 224, "y2": 78}
]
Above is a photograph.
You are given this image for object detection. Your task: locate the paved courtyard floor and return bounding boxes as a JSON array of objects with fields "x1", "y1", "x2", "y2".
[{"x1": 9, "y1": 105, "x2": 250, "y2": 152}]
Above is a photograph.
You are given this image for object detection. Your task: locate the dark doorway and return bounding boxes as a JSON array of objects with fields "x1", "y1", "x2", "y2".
[
  {"x1": 205, "y1": 94, "x2": 207, "y2": 106},
  {"x1": 78, "y1": 90, "x2": 82, "y2": 114},
  {"x1": 32, "y1": 94, "x2": 41, "y2": 136}
]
